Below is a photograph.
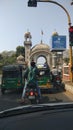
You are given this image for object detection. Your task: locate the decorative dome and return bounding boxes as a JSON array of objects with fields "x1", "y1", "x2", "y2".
[
  {"x1": 24, "y1": 31, "x2": 32, "y2": 39},
  {"x1": 31, "y1": 41, "x2": 50, "y2": 52},
  {"x1": 52, "y1": 31, "x2": 58, "y2": 36},
  {"x1": 17, "y1": 55, "x2": 24, "y2": 61}
]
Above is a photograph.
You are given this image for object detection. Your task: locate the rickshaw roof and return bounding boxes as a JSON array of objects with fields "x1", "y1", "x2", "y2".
[{"x1": 2, "y1": 64, "x2": 24, "y2": 71}]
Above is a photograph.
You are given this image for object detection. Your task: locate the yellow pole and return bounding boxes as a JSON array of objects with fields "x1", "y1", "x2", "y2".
[{"x1": 69, "y1": 46, "x2": 73, "y2": 82}]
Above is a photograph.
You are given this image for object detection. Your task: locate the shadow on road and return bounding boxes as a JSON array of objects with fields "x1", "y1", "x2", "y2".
[{"x1": 41, "y1": 87, "x2": 65, "y2": 94}]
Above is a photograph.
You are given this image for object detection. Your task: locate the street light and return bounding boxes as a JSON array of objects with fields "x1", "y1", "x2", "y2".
[{"x1": 28, "y1": 0, "x2": 73, "y2": 82}]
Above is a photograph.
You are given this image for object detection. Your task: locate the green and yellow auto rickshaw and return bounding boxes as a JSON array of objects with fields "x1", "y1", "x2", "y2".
[
  {"x1": 37, "y1": 64, "x2": 52, "y2": 89},
  {"x1": 1, "y1": 64, "x2": 25, "y2": 94}
]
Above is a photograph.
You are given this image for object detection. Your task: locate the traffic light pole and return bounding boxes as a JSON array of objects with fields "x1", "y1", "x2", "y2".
[
  {"x1": 37, "y1": 0, "x2": 71, "y2": 26},
  {"x1": 28, "y1": 0, "x2": 73, "y2": 82},
  {"x1": 70, "y1": 46, "x2": 73, "y2": 82}
]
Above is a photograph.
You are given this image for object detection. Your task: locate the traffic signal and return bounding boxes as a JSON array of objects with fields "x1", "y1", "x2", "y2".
[
  {"x1": 28, "y1": 0, "x2": 37, "y2": 7},
  {"x1": 69, "y1": 26, "x2": 73, "y2": 46}
]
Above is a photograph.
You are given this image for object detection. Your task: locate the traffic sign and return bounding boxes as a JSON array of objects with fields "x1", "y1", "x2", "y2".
[{"x1": 51, "y1": 35, "x2": 66, "y2": 51}]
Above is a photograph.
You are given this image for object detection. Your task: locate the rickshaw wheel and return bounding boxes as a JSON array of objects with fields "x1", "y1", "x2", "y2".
[{"x1": 1, "y1": 88, "x2": 5, "y2": 94}]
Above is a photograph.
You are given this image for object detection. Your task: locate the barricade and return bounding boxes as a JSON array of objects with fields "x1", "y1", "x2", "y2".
[{"x1": 62, "y1": 65, "x2": 70, "y2": 81}]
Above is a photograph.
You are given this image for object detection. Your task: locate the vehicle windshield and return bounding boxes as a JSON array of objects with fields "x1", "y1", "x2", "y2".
[
  {"x1": 0, "y1": 0, "x2": 73, "y2": 113},
  {"x1": 3, "y1": 70, "x2": 20, "y2": 78}
]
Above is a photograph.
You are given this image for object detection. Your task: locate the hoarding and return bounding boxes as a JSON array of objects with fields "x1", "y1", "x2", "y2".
[{"x1": 51, "y1": 36, "x2": 66, "y2": 51}]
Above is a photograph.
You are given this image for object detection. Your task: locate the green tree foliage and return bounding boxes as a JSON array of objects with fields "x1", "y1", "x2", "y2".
[
  {"x1": 0, "y1": 46, "x2": 25, "y2": 73},
  {"x1": 3, "y1": 54, "x2": 16, "y2": 65},
  {"x1": 0, "y1": 53, "x2": 17, "y2": 73},
  {"x1": 16, "y1": 46, "x2": 25, "y2": 57},
  {"x1": 0, "y1": 54, "x2": 3, "y2": 61}
]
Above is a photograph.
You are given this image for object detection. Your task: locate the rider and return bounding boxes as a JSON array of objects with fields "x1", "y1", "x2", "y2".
[
  {"x1": 51, "y1": 66, "x2": 62, "y2": 84},
  {"x1": 51, "y1": 66, "x2": 58, "y2": 82},
  {"x1": 21, "y1": 60, "x2": 41, "y2": 100}
]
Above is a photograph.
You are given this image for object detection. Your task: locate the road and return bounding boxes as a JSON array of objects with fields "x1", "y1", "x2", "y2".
[
  {"x1": 0, "y1": 87, "x2": 73, "y2": 112},
  {"x1": 0, "y1": 75, "x2": 2, "y2": 84}
]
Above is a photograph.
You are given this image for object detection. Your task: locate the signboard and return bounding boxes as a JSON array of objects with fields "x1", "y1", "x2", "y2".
[{"x1": 51, "y1": 35, "x2": 66, "y2": 51}]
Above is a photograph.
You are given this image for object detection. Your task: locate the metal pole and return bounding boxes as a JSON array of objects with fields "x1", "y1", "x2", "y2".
[
  {"x1": 37, "y1": 0, "x2": 71, "y2": 26},
  {"x1": 70, "y1": 46, "x2": 73, "y2": 82}
]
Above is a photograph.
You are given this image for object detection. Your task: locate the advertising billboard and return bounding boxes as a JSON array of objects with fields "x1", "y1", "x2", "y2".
[{"x1": 51, "y1": 35, "x2": 66, "y2": 51}]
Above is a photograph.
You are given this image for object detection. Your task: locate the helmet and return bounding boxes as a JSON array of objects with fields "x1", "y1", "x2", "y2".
[
  {"x1": 52, "y1": 66, "x2": 56, "y2": 69},
  {"x1": 31, "y1": 61, "x2": 35, "y2": 67}
]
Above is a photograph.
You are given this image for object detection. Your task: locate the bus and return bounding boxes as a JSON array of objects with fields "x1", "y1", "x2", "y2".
[{"x1": 1, "y1": 64, "x2": 25, "y2": 94}]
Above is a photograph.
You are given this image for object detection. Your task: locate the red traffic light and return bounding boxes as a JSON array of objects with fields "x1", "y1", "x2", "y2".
[
  {"x1": 69, "y1": 26, "x2": 73, "y2": 32},
  {"x1": 69, "y1": 26, "x2": 73, "y2": 46}
]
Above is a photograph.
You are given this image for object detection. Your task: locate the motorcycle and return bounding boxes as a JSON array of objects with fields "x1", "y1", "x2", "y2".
[
  {"x1": 55, "y1": 75, "x2": 61, "y2": 84},
  {"x1": 52, "y1": 74, "x2": 62, "y2": 89},
  {"x1": 25, "y1": 82, "x2": 40, "y2": 104}
]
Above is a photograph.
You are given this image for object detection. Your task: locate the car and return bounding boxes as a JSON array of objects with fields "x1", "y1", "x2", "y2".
[{"x1": 0, "y1": 102, "x2": 73, "y2": 130}]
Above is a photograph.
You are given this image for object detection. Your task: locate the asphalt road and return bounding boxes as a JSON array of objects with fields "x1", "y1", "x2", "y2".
[
  {"x1": 0, "y1": 75, "x2": 2, "y2": 85},
  {"x1": 0, "y1": 87, "x2": 73, "y2": 112}
]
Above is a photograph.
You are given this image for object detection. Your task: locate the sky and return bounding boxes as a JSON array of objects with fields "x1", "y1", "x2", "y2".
[{"x1": 0, "y1": 0, "x2": 73, "y2": 53}]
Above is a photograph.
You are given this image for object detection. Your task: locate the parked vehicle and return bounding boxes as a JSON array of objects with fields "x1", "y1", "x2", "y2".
[{"x1": 1, "y1": 64, "x2": 25, "y2": 94}]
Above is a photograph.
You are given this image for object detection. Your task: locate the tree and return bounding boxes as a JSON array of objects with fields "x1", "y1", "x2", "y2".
[
  {"x1": 16, "y1": 46, "x2": 25, "y2": 57},
  {"x1": 0, "y1": 54, "x2": 3, "y2": 61}
]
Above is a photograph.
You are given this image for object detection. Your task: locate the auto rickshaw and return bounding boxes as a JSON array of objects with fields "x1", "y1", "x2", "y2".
[
  {"x1": 1, "y1": 64, "x2": 25, "y2": 94},
  {"x1": 37, "y1": 64, "x2": 52, "y2": 89}
]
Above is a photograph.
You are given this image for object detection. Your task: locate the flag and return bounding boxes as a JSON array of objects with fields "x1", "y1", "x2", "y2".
[{"x1": 41, "y1": 30, "x2": 43, "y2": 35}]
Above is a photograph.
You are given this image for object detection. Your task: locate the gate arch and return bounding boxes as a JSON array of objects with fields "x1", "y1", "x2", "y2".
[{"x1": 30, "y1": 41, "x2": 52, "y2": 68}]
